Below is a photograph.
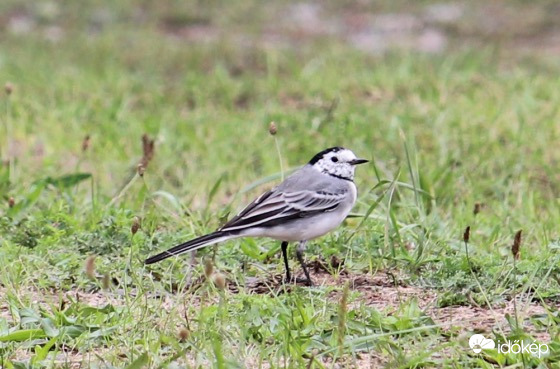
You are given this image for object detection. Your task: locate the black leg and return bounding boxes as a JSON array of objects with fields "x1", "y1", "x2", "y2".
[
  {"x1": 296, "y1": 241, "x2": 313, "y2": 286},
  {"x1": 281, "y1": 241, "x2": 291, "y2": 282}
]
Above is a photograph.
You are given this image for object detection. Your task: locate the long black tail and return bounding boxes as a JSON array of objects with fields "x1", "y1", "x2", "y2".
[{"x1": 145, "y1": 231, "x2": 233, "y2": 264}]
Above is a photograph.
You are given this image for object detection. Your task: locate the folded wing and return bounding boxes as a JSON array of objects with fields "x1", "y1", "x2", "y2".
[{"x1": 220, "y1": 189, "x2": 346, "y2": 232}]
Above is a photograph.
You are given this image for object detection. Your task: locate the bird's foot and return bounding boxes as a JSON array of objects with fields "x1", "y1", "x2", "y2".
[{"x1": 284, "y1": 275, "x2": 314, "y2": 287}]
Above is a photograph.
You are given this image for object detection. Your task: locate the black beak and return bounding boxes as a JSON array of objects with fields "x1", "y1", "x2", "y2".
[{"x1": 349, "y1": 158, "x2": 369, "y2": 165}]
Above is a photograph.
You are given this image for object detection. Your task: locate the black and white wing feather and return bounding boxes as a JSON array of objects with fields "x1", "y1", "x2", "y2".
[{"x1": 219, "y1": 188, "x2": 347, "y2": 232}]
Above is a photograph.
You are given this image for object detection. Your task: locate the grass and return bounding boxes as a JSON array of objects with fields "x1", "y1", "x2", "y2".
[{"x1": 1, "y1": 0, "x2": 560, "y2": 368}]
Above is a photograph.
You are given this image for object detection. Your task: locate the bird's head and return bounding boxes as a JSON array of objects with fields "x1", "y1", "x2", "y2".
[{"x1": 308, "y1": 147, "x2": 368, "y2": 181}]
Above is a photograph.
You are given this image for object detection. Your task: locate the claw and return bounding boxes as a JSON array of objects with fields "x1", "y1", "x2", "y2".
[{"x1": 283, "y1": 275, "x2": 314, "y2": 287}]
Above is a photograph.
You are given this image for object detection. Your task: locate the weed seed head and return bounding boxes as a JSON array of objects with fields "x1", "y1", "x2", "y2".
[
  {"x1": 141, "y1": 134, "x2": 155, "y2": 162},
  {"x1": 137, "y1": 134, "x2": 155, "y2": 176},
  {"x1": 178, "y1": 327, "x2": 190, "y2": 341},
  {"x1": 102, "y1": 273, "x2": 111, "y2": 290},
  {"x1": 131, "y1": 216, "x2": 141, "y2": 235},
  {"x1": 137, "y1": 163, "x2": 146, "y2": 177},
  {"x1": 85, "y1": 255, "x2": 96, "y2": 279},
  {"x1": 4, "y1": 82, "x2": 13, "y2": 95},
  {"x1": 473, "y1": 203, "x2": 483, "y2": 215},
  {"x1": 463, "y1": 226, "x2": 471, "y2": 243},
  {"x1": 512, "y1": 230, "x2": 522, "y2": 260},
  {"x1": 204, "y1": 258, "x2": 214, "y2": 278},
  {"x1": 213, "y1": 273, "x2": 226, "y2": 290},
  {"x1": 81, "y1": 135, "x2": 90, "y2": 152},
  {"x1": 268, "y1": 121, "x2": 277, "y2": 136}
]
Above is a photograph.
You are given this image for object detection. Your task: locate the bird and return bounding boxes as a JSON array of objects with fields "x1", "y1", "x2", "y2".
[{"x1": 145, "y1": 147, "x2": 368, "y2": 286}]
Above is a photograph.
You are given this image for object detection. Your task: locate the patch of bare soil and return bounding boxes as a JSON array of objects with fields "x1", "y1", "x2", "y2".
[
  {"x1": 1, "y1": 269, "x2": 554, "y2": 368},
  {"x1": 310, "y1": 270, "x2": 552, "y2": 343},
  {"x1": 242, "y1": 268, "x2": 553, "y2": 341}
]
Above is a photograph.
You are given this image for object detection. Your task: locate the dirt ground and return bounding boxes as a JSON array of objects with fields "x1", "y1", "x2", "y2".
[{"x1": 1, "y1": 269, "x2": 553, "y2": 367}]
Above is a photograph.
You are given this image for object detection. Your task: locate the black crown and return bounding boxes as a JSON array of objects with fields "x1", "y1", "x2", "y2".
[{"x1": 308, "y1": 147, "x2": 345, "y2": 165}]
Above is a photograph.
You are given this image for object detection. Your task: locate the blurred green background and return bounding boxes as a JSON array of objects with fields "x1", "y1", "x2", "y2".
[{"x1": 1, "y1": 1, "x2": 560, "y2": 368}]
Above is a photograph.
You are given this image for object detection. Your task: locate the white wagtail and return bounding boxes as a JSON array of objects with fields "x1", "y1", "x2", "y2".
[{"x1": 145, "y1": 147, "x2": 368, "y2": 286}]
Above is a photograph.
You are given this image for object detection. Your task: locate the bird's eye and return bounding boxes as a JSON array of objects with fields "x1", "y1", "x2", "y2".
[{"x1": 331, "y1": 157, "x2": 338, "y2": 163}]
